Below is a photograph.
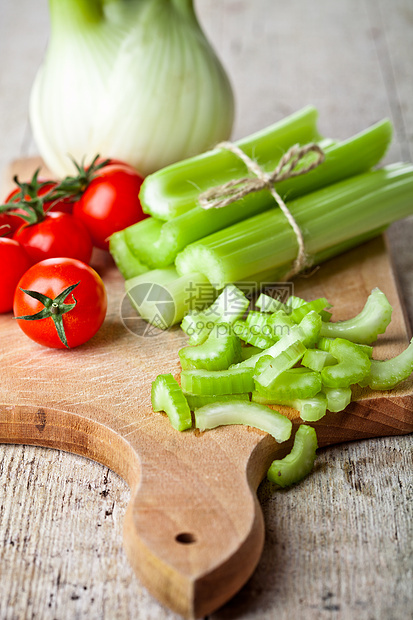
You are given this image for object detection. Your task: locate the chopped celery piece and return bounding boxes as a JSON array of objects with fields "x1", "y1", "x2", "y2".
[
  {"x1": 359, "y1": 338, "x2": 413, "y2": 390},
  {"x1": 254, "y1": 341, "x2": 306, "y2": 389},
  {"x1": 184, "y1": 392, "x2": 250, "y2": 410},
  {"x1": 180, "y1": 367, "x2": 255, "y2": 395},
  {"x1": 290, "y1": 297, "x2": 332, "y2": 323},
  {"x1": 125, "y1": 266, "x2": 216, "y2": 329},
  {"x1": 321, "y1": 338, "x2": 371, "y2": 388},
  {"x1": 323, "y1": 387, "x2": 352, "y2": 412},
  {"x1": 253, "y1": 368, "x2": 322, "y2": 401},
  {"x1": 179, "y1": 323, "x2": 242, "y2": 371},
  {"x1": 245, "y1": 310, "x2": 272, "y2": 329},
  {"x1": 319, "y1": 288, "x2": 392, "y2": 344},
  {"x1": 233, "y1": 320, "x2": 277, "y2": 349},
  {"x1": 175, "y1": 164, "x2": 413, "y2": 290},
  {"x1": 286, "y1": 296, "x2": 307, "y2": 310},
  {"x1": 252, "y1": 392, "x2": 327, "y2": 422},
  {"x1": 293, "y1": 394, "x2": 327, "y2": 422},
  {"x1": 194, "y1": 401, "x2": 292, "y2": 443},
  {"x1": 151, "y1": 374, "x2": 192, "y2": 432},
  {"x1": 267, "y1": 425, "x2": 318, "y2": 487},
  {"x1": 256, "y1": 293, "x2": 290, "y2": 314},
  {"x1": 233, "y1": 312, "x2": 321, "y2": 370},
  {"x1": 109, "y1": 230, "x2": 150, "y2": 280},
  {"x1": 302, "y1": 348, "x2": 337, "y2": 371},
  {"x1": 318, "y1": 336, "x2": 374, "y2": 358},
  {"x1": 241, "y1": 346, "x2": 262, "y2": 361},
  {"x1": 181, "y1": 284, "x2": 249, "y2": 346}
]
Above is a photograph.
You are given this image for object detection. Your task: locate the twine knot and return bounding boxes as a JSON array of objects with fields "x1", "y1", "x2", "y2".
[{"x1": 199, "y1": 141, "x2": 325, "y2": 280}]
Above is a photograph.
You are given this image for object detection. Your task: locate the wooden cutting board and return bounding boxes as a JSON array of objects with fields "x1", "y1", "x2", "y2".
[{"x1": 1, "y1": 159, "x2": 412, "y2": 618}]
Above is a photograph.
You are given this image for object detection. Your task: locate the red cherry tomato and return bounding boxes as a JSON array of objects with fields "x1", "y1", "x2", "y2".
[
  {"x1": 13, "y1": 212, "x2": 93, "y2": 264},
  {"x1": 73, "y1": 164, "x2": 146, "y2": 250},
  {"x1": 0, "y1": 238, "x2": 32, "y2": 313},
  {"x1": 1, "y1": 181, "x2": 74, "y2": 238},
  {"x1": 13, "y1": 258, "x2": 107, "y2": 349}
]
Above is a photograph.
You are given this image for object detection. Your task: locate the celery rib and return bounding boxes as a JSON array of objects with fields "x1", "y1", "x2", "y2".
[{"x1": 359, "y1": 338, "x2": 413, "y2": 390}]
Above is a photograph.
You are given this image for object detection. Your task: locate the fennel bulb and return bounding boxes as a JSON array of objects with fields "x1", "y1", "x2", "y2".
[{"x1": 30, "y1": 0, "x2": 234, "y2": 178}]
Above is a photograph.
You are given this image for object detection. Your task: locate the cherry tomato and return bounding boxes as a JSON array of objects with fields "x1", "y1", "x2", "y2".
[
  {"x1": 73, "y1": 164, "x2": 146, "y2": 250},
  {"x1": 13, "y1": 212, "x2": 93, "y2": 264},
  {"x1": 0, "y1": 238, "x2": 32, "y2": 313},
  {"x1": 13, "y1": 258, "x2": 107, "y2": 349},
  {"x1": 1, "y1": 181, "x2": 74, "y2": 238}
]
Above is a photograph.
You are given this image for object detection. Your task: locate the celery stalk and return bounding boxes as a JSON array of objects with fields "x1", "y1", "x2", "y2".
[
  {"x1": 175, "y1": 164, "x2": 413, "y2": 289},
  {"x1": 109, "y1": 230, "x2": 150, "y2": 279},
  {"x1": 123, "y1": 118, "x2": 392, "y2": 268},
  {"x1": 125, "y1": 266, "x2": 215, "y2": 329},
  {"x1": 140, "y1": 106, "x2": 322, "y2": 220},
  {"x1": 359, "y1": 338, "x2": 413, "y2": 390}
]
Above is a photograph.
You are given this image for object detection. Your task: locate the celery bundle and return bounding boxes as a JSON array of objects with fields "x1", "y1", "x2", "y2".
[
  {"x1": 150, "y1": 286, "x2": 413, "y2": 488},
  {"x1": 109, "y1": 106, "x2": 413, "y2": 328}
]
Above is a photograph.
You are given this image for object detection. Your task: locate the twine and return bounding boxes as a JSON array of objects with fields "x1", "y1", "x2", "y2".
[{"x1": 199, "y1": 141, "x2": 325, "y2": 280}]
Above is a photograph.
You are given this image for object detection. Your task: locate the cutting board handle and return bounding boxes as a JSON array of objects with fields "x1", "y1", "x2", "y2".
[{"x1": 0, "y1": 403, "x2": 284, "y2": 618}]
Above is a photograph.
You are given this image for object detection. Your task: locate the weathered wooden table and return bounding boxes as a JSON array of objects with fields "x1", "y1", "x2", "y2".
[{"x1": 0, "y1": 1, "x2": 412, "y2": 618}]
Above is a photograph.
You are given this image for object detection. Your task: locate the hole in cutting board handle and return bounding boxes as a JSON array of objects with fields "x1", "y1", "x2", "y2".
[{"x1": 175, "y1": 532, "x2": 197, "y2": 544}]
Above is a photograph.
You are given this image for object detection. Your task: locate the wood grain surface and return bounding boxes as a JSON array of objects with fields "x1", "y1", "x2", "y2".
[{"x1": 1, "y1": 1, "x2": 412, "y2": 619}]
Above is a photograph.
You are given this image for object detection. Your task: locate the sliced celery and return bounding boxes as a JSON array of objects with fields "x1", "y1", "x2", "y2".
[
  {"x1": 256, "y1": 293, "x2": 290, "y2": 314},
  {"x1": 184, "y1": 392, "x2": 250, "y2": 410},
  {"x1": 254, "y1": 341, "x2": 306, "y2": 389},
  {"x1": 180, "y1": 367, "x2": 255, "y2": 395},
  {"x1": 319, "y1": 288, "x2": 392, "y2": 344},
  {"x1": 321, "y1": 338, "x2": 371, "y2": 388},
  {"x1": 302, "y1": 348, "x2": 337, "y2": 371},
  {"x1": 241, "y1": 346, "x2": 263, "y2": 361},
  {"x1": 233, "y1": 312, "x2": 321, "y2": 370},
  {"x1": 267, "y1": 425, "x2": 318, "y2": 487},
  {"x1": 109, "y1": 230, "x2": 150, "y2": 280},
  {"x1": 175, "y1": 164, "x2": 413, "y2": 290},
  {"x1": 323, "y1": 387, "x2": 352, "y2": 412},
  {"x1": 181, "y1": 284, "x2": 249, "y2": 345},
  {"x1": 179, "y1": 323, "x2": 242, "y2": 371},
  {"x1": 290, "y1": 297, "x2": 332, "y2": 323},
  {"x1": 151, "y1": 374, "x2": 192, "y2": 432},
  {"x1": 253, "y1": 368, "x2": 322, "y2": 401},
  {"x1": 233, "y1": 320, "x2": 277, "y2": 349},
  {"x1": 318, "y1": 336, "x2": 374, "y2": 358},
  {"x1": 252, "y1": 391, "x2": 327, "y2": 422},
  {"x1": 194, "y1": 401, "x2": 292, "y2": 443},
  {"x1": 359, "y1": 338, "x2": 413, "y2": 390}
]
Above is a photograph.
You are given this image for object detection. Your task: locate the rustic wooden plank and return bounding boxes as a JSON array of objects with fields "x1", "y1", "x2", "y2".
[{"x1": 0, "y1": 0, "x2": 412, "y2": 618}]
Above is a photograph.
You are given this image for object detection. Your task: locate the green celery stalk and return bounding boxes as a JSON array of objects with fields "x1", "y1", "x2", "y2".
[
  {"x1": 123, "y1": 118, "x2": 392, "y2": 269},
  {"x1": 140, "y1": 106, "x2": 323, "y2": 220},
  {"x1": 125, "y1": 266, "x2": 216, "y2": 329},
  {"x1": 109, "y1": 230, "x2": 150, "y2": 279},
  {"x1": 175, "y1": 164, "x2": 413, "y2": 289},
  {"x1": 253, "y1": 341, "x2": 307, "y2": 389},
  {"x1": 252, "y1": 368, "x2": 322, "y2": 401}
]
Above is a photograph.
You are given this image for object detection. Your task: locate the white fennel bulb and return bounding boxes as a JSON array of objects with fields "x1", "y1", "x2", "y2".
[{"x1": 30, "y1": 0, "x2": 234, "y2": 178}]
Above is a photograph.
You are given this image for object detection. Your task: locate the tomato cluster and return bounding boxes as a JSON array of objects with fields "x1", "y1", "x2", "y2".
[{"x1": 1, "y1": 157, "x2": 146, "y2": 348}]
